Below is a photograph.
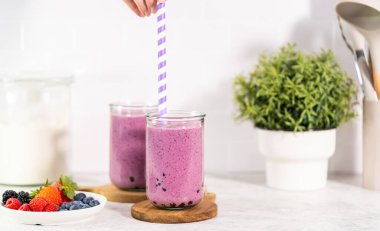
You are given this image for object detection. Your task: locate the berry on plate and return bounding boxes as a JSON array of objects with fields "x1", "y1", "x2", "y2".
[
  {"x1": 29, "y1": 197, "x2": 48, "y2": 212},
  {"x1": 43, "y1": 203, "x2": 58, "y2": 212},
  {"x1": 81, "y1": 204, "x2": 91, "y2": 209},
  {"x1": 52, "y1": 175, "x2": 78, "y2": 202},
  {"x1": 29, "y1": 175, "x2": 78, "y2": 207},
  {"x1": 18, "y1": 204, "x2": 32, "y2": 211},
  {"x1": 82, "y1": 197, "x2": 94, "y2": 204},
  {"x1": 2, "y1": 190, "x2": 18, "y2": 205},
  {"x1": 74, "y1": 193, "x2": 86, "y2": 201},
  {"x1": 5, "y1": 198, "x2": 21, "y2": 210},
  {"x1": 89, "y1": 200, "x2": 100, "y2": 207},
  {"x1": 34, "y1": 186, "x2": 63, "y2": 206},
  {"x1": 17, "y1": 191, "x2": 30, "y2": 205},
  {"x1": 69, "y1": 204, "x2": 81, "y2": 210}
]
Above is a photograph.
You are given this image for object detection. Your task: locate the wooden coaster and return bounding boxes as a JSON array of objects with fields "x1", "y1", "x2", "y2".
[
  {"x1": 131, "y1": 194, "x2": 218, "y2": 224},
  {"x1": 78, "y1": 184, "x2": 147, "y2": 203}
]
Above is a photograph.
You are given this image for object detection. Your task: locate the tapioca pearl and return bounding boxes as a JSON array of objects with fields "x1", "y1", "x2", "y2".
[
  {"x1": 169, "y1": 203, "x2": 176, "y2": 207},
  {"x1": 188, "y1": 201, "x2": 193, "y2": 205},
  {"x1": 129, "y1": 176, "x2": 135, "y2": 182}
]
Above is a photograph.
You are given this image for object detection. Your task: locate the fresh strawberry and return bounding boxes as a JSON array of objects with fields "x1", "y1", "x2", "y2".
[
  {"x1": 35, "y1": 186, "x2": 62, "y2": 206},
  {"x1": 29, "y1": 197, "x2": 48, "y2": 212},
  {"x1": 18, "y1": 204, "x2": 32, "y2": 211},
  {"x1": 61, "y1": 196, "x2": 72, "y2": 203},
  {"x1": 52, "y1": 175, "x2": 78, "y2": 201},
  {"x1": 43, "y1": 203, "x2": 58, "y2": 212},
  {"x1": 28, "y1": 175, "x2": 78, "y2": 206},
  {"x1": 57, "y1": 175, "x2": 78, "y2": 200},
  {"x1": 5, "y1": 198, "x2": 21, "y2": 210},
  {"x1": 52, "y1": 181, "x2": 72, "y2": 202}
]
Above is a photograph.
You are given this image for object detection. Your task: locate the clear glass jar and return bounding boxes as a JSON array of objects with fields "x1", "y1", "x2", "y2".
[
  {"x1": 109, "y1": 103, "x2": 157, "y2": 190},
  {"x1": 0, "y1": 73, "x2": 73, "y2": 185},
  {"x1": 146, "y1": 111, "x2": 205, "y2": 209}
]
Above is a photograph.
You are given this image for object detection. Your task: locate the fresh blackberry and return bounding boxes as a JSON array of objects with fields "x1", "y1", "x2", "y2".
[
  {"x1": 2, "y1": 190, "x2": 18, "y2": 205},
  {"x1": 17, "y1": 191, "x2": 30, "y2": 205}
]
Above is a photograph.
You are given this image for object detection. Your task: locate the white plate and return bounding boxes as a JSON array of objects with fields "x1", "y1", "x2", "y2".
[{"x1": 0, "y1": 191, "x2": 107, "y2": 225}]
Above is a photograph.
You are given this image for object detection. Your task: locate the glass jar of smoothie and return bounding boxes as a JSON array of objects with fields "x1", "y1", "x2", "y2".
[
  {"x1": 109, "y1": 103, "x2": 157, "y2": 190},
  {"x1": 146, "y1": 111, "x2": 205, "y2": 209}
]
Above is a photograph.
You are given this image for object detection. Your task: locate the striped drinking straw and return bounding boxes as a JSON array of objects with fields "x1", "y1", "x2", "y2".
[{"x1": 157, "y1": 2, "x2": 167, "y2": 116}]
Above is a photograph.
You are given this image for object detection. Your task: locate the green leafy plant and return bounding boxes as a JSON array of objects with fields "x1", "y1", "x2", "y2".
[{"x1": 234, "y1": 44, "x2": 357, "y2": 132}]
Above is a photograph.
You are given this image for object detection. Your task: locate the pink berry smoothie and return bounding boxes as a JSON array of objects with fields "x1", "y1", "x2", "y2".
[
  {"x1": 146, "y1": 124, "x2": 204, "y2": 209},
  {"x1": 110, "y1": 114, "x2": 147, "y2": 189}
]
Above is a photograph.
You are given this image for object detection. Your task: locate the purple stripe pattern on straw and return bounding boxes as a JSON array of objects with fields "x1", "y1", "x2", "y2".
[{"x1": 157, "y1": 2, "x2": 167, "y2": 116}]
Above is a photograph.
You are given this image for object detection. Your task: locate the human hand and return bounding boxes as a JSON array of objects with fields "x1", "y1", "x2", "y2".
[{"x1": 123, "y1": 0, "x2": 166, "y2": 17}]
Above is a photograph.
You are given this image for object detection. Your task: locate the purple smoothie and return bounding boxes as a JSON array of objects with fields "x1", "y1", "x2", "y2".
[
  {"x1": 110, "y1": 114, "x2": 146, "y2": 189},
  {"x1": 146, "y1": 124, "x2": 204, "y2": 209}
]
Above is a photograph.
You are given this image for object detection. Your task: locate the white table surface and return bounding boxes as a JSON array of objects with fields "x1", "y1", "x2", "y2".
[{"x1": 0, "y1": 172, "x2": 379, "y2": 231}]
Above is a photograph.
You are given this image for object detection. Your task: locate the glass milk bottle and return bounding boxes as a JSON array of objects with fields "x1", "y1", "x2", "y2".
[
  {"x1": 109, "y1": 103, "x2": 157, "y2": 190},
  {"x1": 146, "y1": 111, "x2": 205, "y2": 209},
  {"x1": 0, "y1": 73, "x2": 73, "y2": 185}
]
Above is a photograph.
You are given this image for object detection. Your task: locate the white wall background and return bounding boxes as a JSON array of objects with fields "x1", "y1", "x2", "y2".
[{"x1": 0, "y1": 0, "x2": 362, "y2": 174}]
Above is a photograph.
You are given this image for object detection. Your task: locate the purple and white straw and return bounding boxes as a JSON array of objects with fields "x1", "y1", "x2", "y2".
[{"x1": 157, "y1": 2, "x2": 167, "y2": 116}]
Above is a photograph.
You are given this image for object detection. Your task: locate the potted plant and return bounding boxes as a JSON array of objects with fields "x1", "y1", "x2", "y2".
[{"x1": 234, "y1": 44, "x2": 357, "y2": 191}]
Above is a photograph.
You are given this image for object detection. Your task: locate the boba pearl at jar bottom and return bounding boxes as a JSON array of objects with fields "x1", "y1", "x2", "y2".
[{"x1": 146, "y1": 112, "x2": 205, "y2": 209}]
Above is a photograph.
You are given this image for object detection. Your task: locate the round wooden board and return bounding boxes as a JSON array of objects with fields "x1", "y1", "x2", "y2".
[
  {"x1": 131, "y1": 198, "x2": 218, "y2": 224},
  {"x1": 78, "y1": 184, "x2": 147, "y2": 203}
]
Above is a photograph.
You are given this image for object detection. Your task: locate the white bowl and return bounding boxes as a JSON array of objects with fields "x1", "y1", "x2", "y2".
[{"x1": 0, "y1": 191, "x2": 107, "y2": 225}]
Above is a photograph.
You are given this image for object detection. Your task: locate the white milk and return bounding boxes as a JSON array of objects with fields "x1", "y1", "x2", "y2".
[{"x1": 0, "y1": 119, "x2": 68, "y2": 185}]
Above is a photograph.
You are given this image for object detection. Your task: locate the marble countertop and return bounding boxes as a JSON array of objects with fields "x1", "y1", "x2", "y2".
[{"x1": 0, "y1": 172, "x2": 379, "y2": 231}]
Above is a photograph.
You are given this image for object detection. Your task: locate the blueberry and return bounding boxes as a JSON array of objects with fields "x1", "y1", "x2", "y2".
[
  {"x1": 74, "y1": 193, "x2": 86, "y2": 201},
  {"x1": 82, "y1": 197, "x2": 94, "y2": 204},
  {"x1": 89, "y1": 200, "x2": 100, "y2": 207},
  {"x1": 81, "y1": 204, "x2": 91, "y2": 209},
  {"x1": 69, "y1": 204, "x2": 81, "y2": 210},
  {"x1": 61, "y1": 202, "x2": 70, "y2": 209},
  {"x1": 72, "y1": 201, "x2": 82, "y2": 206},
  {"x1": 59, "y1": 208, "x2": 69, "y2": 212}
]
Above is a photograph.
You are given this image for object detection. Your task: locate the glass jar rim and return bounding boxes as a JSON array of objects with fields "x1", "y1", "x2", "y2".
[
  {"x1": 146, "y1": 110, "x2": 206, "y2": 121},
  {"x1": 0, "y1": 72, "x2": 74, "y2": 85},
  {"x1": 109, "y1": 102, "x2": 158, "y2": 110}
]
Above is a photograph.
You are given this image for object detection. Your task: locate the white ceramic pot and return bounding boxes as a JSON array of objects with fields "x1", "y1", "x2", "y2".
[{"x1": 257, "y1": 128, "x2": 336, "y2": 191}]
